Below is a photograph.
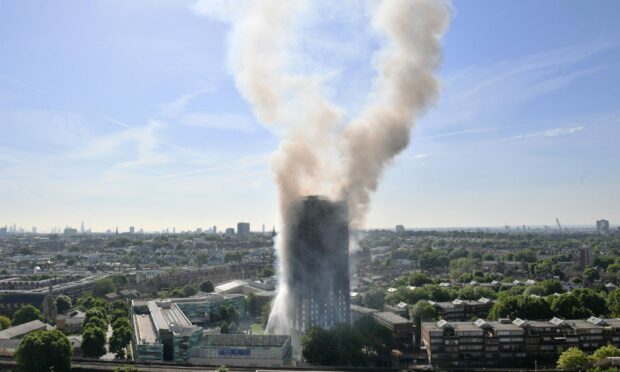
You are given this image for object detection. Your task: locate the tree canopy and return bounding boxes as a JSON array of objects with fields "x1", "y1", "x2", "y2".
[
  {"x1": 556, "y1": 347, "x2": 590, "y2": 370},
  {"x1": 15, "y1": 329, "x2": 72, "y2": 372},
  {"x1": 13, "y1": 304, "x2": 43, "y2": 325},
  {"x1": 0, "y1": 315, "x2": 11, "y2": 330},
  {"x1": 55, "y1": 295, "x2": 72, "y2": 314}
]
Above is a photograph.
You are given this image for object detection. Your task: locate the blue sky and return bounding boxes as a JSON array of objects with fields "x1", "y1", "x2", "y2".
[{"x1": 0, "y1": 0, "x2": 619, "y2": 232}]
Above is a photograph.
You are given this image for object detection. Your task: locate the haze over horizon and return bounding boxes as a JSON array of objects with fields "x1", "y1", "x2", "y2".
[{"x1": 1, "y1": 0, "x2": 619, "y2": 232}]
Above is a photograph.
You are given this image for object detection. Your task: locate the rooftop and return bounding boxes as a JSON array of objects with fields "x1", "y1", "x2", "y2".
[
  {"x1": 134, "y1": 314, "x2": 158, "y2": 344},
  {"x1": 0, "y1": 320, "x2": 52, "y2": 339}
]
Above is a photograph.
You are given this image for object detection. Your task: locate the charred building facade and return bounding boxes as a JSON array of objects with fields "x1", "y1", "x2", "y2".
[{"x1": 287, "y1": 196, "x2": 350, "y2": 332}]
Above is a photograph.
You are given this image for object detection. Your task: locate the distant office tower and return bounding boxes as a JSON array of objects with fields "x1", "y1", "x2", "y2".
[
  {"x1": 0, "y1": 226, "x2": 6, "y2": 235},
  {"x1": 579, "y1": 246, "x2": 592, "y2": 271},
  {"x1": 64, "y1": 227, "x2": 78, "y2": 236},
  {"x1": 213, "y1": 226, "x2": 217, "y2": 234},
  {"x1": 225, "y1": 228, "x2": 235, "y2": 236},
  {"x1": 129, "y1": 226, "x2": 135, "y2": 234},
  {"x1": 237, "y1": 222, "x2": 250, "y2": 236},
  {"x1": 81, "y1": 220, "x2": 85, "y2": 234},
  {"x1": 597, "y1": 219, "x2": 610, "y2": 234},
  {"x1": 32, "y1": 227, "x2": 37, "y2": 234},
  {"x1": 395, "y1": 224, "x2": 405, "y2": 233},
  {"x1": 287, "y1": 196, "x2": 350, "y2": 332}
]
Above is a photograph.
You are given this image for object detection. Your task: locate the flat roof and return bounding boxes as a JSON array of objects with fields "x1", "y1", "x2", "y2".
[
  {"x1": 134, "y1": 314, "x2": 158, "y2": 344},
  {"x1": 374, "y1": 311, "x2": 410, "y2": 325}
]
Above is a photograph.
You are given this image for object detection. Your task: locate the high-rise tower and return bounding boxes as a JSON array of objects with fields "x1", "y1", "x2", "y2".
[{"x1": 286, "y1": 196, "x2": 350, "y2": 332}]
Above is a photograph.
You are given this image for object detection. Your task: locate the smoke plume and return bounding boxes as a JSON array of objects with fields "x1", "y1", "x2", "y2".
[{"x1": 193, "y1": 0, "x2": 451, "y2": 334}]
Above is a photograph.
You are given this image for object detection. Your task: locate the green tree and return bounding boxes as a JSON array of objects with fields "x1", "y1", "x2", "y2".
[
  {"x1": 353, "y1": 317, "x2": 393, "y2": 367},
  {"x1": 302, "y1": 326, "x2": 340, "y2": 365},
  {"x1": 556, "y1": 347, "x2": 590, "y2": 370},
  {"x1": 200, "y1": 280, "x2": 214, "y2": 293},
  {"x1": 85, "y1": 316, "x2": 108, "y2": 331},
  {"x1": 609, "y1": 288, "x2": 620, "y2": 317},
  {"x1": 111, "y1": 299, "x2": 129, "y2": 314},
  {"x1": 489, "y1": 295, "x2": 552, "y2": 320},
  {"x1": 572, "y1": 288, "x2": 608, "y2": 317},
  {"x1": 85, "y1": 308, "x2": 108, "y2": 325},
  {"x1": 78, "y1": 296, "x2": 108, "y2": 311},
  {"x1": 426, "y1": 284, "x2": 455, "y2": 301},
  {"x1": 218, "y1": 304, "x2": 239, "y2": 323},
  {"x1": 591, "y1": 345, "x2": 620, "y2": 364},
  {"x1": 55, "y1": 295, "x2": 72, "y2": 314},
  {"x1": 549, "y1": 293, "x2": 592, "y2": 319},
  {"x1": 219, "y1": 320, "x2": 229, "y2": 333},
  {"x1": 302, "y1": 324, "x2": 366, "y2": 366},
  {"x1": 82, "y1": 325, "x2": 107, "y2": 358},
  {"x1": 246, "y1": 293, "x2": 259, "y2": 317},
  {"x1": 458, "y1": 285, "x2": 497, "y2": 300},
  {"x1": 92, "y1": 277, "x2": 116, "y2": 297},
  {"x1": 408, "y1": 272, "x2": 432, "y2": 286},
  {"x1": 515, "y1": 248, "x2": 537, "y2": 263},
  {"x1": 584, "y1": 267, "x2": 600, "y2": 282},
  {"x1": 449, "y1": 257, "x2": 478, "y2": 278},
  {"x1": 364, "y1": 287, "x2": 386, "y2": 310},
  {"x1": 0, "y1": 315, "x2": 11, "y2": 330},
  {"x1": 196, "y1": 252, "x2": 209, "y2": 266},
  {"x1": 15, "y1": 329, "x2": 72, "y2": 372},
  {"x1": 110, "y1": 322, "x2": 132, "y2": 358},
  {"x1": 182, "y1": 284, "x2": 197, "y2": 297},
  {"x1": 410, "y1": 301, "x2": 438, "y2": 346},
  {"x1": 13, "y1": 304, "x2": 43, "y2": 325},
  {"x1": 258, "y1": 266, "x2": 275, "y2": 278}
]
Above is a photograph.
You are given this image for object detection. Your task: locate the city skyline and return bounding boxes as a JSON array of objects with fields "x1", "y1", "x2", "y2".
[{"x1": 1, "y1": 0, "x2": 619, "y2": 231}]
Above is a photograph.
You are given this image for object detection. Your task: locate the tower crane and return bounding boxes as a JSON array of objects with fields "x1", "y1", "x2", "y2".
[{"x1": 555, "y1": 217, "x2": 564, "y2": 232}]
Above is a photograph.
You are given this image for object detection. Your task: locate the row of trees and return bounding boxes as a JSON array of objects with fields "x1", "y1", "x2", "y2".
[
  {"x1": 109, "y1": 300, "x2": 132, "y2": 358},
  {"x1": 80, "y1": 296, "x2": 109, "y2": 358},
  {"x1": 556, "y1": 345, "x2": 620, "y2": 370},
  {"x1": 302, "y1": 317, "x2": 393, "y2": 367},
  {"x1": 490, "y1": 287, "x2": 620, "y2": 320}
]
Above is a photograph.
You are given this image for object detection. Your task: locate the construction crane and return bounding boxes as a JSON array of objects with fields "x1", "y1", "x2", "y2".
[{"x1": 556, "y1": 217, "x2": 564, "y2": 232}]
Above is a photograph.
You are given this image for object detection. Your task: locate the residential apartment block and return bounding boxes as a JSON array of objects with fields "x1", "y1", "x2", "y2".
[{"x1": 422, "y1": 317, "x2": 620, "y2": 368}]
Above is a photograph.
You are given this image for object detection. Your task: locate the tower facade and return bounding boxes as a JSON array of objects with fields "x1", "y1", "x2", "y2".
[{"x1": 287, "y1": 196, "x2": 350, "y2": 332}]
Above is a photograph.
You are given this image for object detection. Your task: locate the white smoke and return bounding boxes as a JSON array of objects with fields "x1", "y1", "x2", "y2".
[{"x1": 193, "y1": 0, "x2": 451, "y2": 335}]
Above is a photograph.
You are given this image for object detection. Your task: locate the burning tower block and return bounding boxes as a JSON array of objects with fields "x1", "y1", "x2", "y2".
[{"x1": 287, "y1": 196, "x2": 350, "y2": 332}]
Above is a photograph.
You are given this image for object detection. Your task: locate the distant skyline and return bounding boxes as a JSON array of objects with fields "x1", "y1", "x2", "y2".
[{"x1": 1, "y1": 0, "x2": 619, "y2": 231}]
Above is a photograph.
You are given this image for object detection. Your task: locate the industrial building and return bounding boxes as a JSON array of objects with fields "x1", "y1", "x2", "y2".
[
  {"x1": 421, "y1": 317, "x2": 620, "y2": 368},
  {"x1": 287, "y1": 196, "x2": 350, "y2": 332}
]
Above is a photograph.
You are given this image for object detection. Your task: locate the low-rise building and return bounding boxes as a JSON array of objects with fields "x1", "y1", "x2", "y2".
[
  {"x1": 429, "y1": 298, "x2": 494, "y2": 321},
  {"x1": 56, "y1": 310, "x2": 86, "y2": 334},
  {"x1": 188, "y1": 334, "x2": 292, "y2": 368},
  {"x1": 373, "y1": 311, "x2": 413, "y2": 351},
  {"x1": 421, "y1": 316, "x2": 620, "y2": 369},
  {"x1": 131, "y1": 295, "x2": 291, "y2": 367},
  {"x1": 0, "y1": 320, "x2": 53, "y2": 339}
]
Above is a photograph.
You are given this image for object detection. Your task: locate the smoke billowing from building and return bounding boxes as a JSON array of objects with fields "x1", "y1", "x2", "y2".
[
  {"x1": 193, "y1": 0, "x2": 451, "y2": 334},
  {"x1": 267, "y1": 196, "x2": 350, "y2": 333}
]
